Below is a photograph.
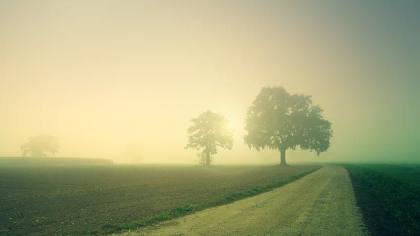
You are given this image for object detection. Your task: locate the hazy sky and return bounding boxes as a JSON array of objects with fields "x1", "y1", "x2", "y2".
[{"x1": 1, "y1": 0, "x2": 419, "y2": 164}]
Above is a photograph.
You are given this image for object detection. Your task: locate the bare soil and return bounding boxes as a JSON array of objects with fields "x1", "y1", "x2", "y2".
[{"x1": 121, "y1": 166, "x2": 367, "y2": 236}]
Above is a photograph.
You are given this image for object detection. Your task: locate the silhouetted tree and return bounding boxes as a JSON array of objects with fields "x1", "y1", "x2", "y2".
[
  {"x1": 186, "y1": 111, "x2": 233, "y2": 166},
  {"x1": 21, "y1": 135, "x2": 59, "y2": 157},
  {"x1": 245, "y1": 87, "x2": 332, "y2": 166}
]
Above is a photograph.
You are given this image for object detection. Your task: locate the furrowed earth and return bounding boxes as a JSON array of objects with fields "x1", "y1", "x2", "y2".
[
  {"x1": 0, "y1": 163, "x2": 318, "y2": 235},
  {"x1": 1, "y1": 162, "x2": 419, "y2": 235}
]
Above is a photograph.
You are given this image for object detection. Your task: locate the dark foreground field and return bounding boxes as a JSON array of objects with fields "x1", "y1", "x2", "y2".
[
  {"x1": 345, "y1": 164, "x2": 420, "y2": 236},
  {"x1": 0, "y1": 164, "x2": 318, "y2": 235}
]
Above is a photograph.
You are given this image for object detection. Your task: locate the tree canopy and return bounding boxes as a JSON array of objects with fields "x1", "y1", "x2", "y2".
[
  {"x1": 244, "y1": 87, "x2": 332, "y2": 165},
  {"x1": 21, "y1": 135, "x2": 59, "y2": 157},
  {"x1": 186, "y1": 111, "x2": 233, "y2": 166}
]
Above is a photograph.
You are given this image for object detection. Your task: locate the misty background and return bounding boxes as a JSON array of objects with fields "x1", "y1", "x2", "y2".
[{"x1": 0, "y1": 0, "x2": 419, "y2": 164}]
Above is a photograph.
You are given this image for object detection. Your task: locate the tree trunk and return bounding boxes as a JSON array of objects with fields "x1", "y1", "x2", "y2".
[
  {"x1": 280, "y1": 148, "x2": 287, "y2": 166},
  {"x1": 205, "y1": 153, "x2": 211, "y2": 166}
]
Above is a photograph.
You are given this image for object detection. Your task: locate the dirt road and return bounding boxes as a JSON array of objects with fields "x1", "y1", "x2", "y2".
[{"x1": 120, "y1": 166, "x2": 367, "y2": 236}]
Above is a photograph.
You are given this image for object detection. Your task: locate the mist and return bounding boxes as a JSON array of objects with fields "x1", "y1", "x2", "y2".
[{"x1": 1, "y1": 0, "x2": 419, "y2": 164}]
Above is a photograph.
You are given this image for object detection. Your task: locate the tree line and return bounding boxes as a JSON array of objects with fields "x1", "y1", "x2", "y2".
[
  {"x1": 19, "y1": 87, "x2": 332, "y2": 166},
  {"x1": 186, "y1": 87, "x2": 332, "y2": 166}
]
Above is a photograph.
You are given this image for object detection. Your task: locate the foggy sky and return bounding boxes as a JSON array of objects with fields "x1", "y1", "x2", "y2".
[{"x1": 1, "y1": 0, "x2": 419, "y2": 164}]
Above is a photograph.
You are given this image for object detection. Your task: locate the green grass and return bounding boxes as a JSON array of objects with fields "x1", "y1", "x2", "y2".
[
  {"x1": 345, "y1": 164, "x2": 420, "y2": 236},
  {"x1": 0, "y1": 164, "x2": 319, "y2": 235}
]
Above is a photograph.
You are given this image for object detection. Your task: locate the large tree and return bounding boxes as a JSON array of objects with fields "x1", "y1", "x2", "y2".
[
  {"x1": 21, "y1": 135, "x2": 59, "y2": 157},
  {"x1": 186, "y1": 111, "x2": 233, "y2": 166},
  {"x1": 245, "y1": 87, "x2": 332, "y2": 166}
]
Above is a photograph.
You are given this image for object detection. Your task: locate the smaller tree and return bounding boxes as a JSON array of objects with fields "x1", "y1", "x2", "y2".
[
  {"x1": 21, "y1": 135, "x2": 59, "y2": 157},
  {"x1": 186, "y1": 111, "x2": 233, "y2": 166}
]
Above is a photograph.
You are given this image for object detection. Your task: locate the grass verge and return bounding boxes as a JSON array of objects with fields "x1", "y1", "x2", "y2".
[{"x1": 102, "y1": 168, "x2": 317, "y2": 234}]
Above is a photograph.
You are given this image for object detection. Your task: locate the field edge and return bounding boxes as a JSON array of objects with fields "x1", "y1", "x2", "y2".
[
  {"x1": 344, "y1": 164, "x2": 420, "y2": 236},
  {"x1": 104, "y1": 166, "x2": 321, "y2": 235}
]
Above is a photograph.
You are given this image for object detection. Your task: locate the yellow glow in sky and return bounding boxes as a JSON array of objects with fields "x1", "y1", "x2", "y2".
[{"x1": 1, "y1": 1, "x2": 419, "y2": 164}]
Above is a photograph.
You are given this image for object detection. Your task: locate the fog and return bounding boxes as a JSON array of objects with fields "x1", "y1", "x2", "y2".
[{"x1": 1, "y1": 0, "x2": 419, "y2": 164}]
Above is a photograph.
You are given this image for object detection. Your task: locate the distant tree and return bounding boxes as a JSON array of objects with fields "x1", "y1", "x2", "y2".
[
  {"x1": 245, "y1": 87, "x2": 332, "y2": 166},
  {"x1": 186, "y1": 111, "x2": 233, "y2": 166},
  {"x1": 21, "y1": 135, "x2": 59, "y2": 157}
]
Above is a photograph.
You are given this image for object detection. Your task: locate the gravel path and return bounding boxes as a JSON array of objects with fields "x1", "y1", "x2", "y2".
[{"x1": 120, "y1": 166, "x2": 368, "y2": 236}]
